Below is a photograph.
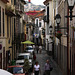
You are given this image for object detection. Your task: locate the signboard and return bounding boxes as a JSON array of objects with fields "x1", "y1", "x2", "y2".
[{"x1": 33, "y1": 33, "x2": 39, "y2": 38}]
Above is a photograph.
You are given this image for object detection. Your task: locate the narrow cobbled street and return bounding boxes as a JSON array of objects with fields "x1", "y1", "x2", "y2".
[{"x1": 34, "y1": 49, "x2": 63, "y2": 75}]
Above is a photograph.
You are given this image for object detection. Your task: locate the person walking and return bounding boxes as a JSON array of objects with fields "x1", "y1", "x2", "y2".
[
  {"x1": 33, "y1": 61, "x2": 41, "y2": 75},
  {"x1": 33, "y1": 45, "x2": 35, "y2": 51},
  {"x1": 44, "y1": 60, "x2": 52, "y2": 75},
  {"x1": 36, "y1": 45, "x2": 39, "y2": 54},
  {"x1": 33, "y1": 51, "x2": 36, "y2": 61},
  {"x1": 39, "y1": 45, "x2": 42, "y2": 54}
]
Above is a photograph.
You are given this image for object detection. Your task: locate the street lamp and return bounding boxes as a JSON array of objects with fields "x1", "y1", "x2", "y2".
[
  {"x1": 55, "y1": 14, "x2": 61, "y2": 31},
  {"x1": 65, "y1": 0, "x2": 75, "y2": 21},
  {"x1": 55, "y1": 14, "x2": 62, "y2": 65},
  {"x1": 55, "y1": 14, "x2": 61, "y2": 33},
  {"x1": 68, "y1": 0, "x2": 74, "y2": 8},
  {"x1": 65, "y1": 0, "x2": 75, "y2": 75}
]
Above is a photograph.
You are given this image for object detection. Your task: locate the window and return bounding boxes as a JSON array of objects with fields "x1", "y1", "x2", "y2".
[
  {"x1": 2, "y1": 8, "x2": 5, "y2": 36},
  {"x1": 26, "y1": 28, "x2": 28, "y2": 34},
  {"x1": 39, "y1": 22, "x2": 41, "y2": 27},
  {"x1": 47, "y1": 6, "x2": 49, "y2": 22},
  {"x1": 14, "y1": 18, "x2": 15, "y2": 39},
  {"x1": 17, "y1": 56, "x2": 24, "y2": 60},
  {"x1": 14, "y1": 0, "x2": 16, "y2": 5},
  {"x1": 36, "y1": 19, "x2": 38, "y2": 27},
  {"x1": 13, "y1": 67, "x2": 23, "y2": 74},
  {"x1": 7, "y1": 16, "x2": 9, "y2": 37},
  {"x1": 10, "y1": 18, "x2": 11, "y2": 37},
  {"x1": 11, "y1": 0, "x2": 12, "y2": 4},
  {"x1": 0, "y1": 7, "x2": 1, "y2": 36}
]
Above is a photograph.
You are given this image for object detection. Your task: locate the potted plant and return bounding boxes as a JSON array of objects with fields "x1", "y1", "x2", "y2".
[{"x1": 55, "y1": 31, "x2": 62, "y2": 39}]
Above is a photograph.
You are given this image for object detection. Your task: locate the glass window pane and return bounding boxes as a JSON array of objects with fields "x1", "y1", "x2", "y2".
[
  {"x1": 2, "y1": 8, "x2": 4, "y2": 36},
  {"x1": 0, "y1": 7, "x2": 1, "y2": 36}
]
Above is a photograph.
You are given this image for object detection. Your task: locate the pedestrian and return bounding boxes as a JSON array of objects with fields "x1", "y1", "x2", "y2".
[
  {"x1": 33, "y1": 51, "x2": 36, "y2": 61},
  {"x1": 33, "y1": 61, "x2": 41, "y2": 75},
  {"x1": 44, "y1": 60, "x2": 52, "y2": 75},
  {"x1": 36, "y1": 45, "x2": 39, "y2": 54},
  {"x1": 33, "y1": 45, "x2": 35, "y2": 51},
  {"x1": 39, "y1": 45, "x2": 42, "y2": 54}
]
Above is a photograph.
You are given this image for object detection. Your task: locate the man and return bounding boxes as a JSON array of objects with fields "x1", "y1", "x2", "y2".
[{"x1": 44, "y1": 60, "x2": 51, "y2": 75}]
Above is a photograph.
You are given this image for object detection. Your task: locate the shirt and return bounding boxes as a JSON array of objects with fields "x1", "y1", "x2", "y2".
[
  {"x1": 44, "y1": 63, "x2": 50, "y2": 70},
  {"x1": 33, "y1": 45, "x2": 35, "y2": 48},
  {"x1": 39, "y1": 46, "x2": 42, "y2": 49},
  {"x1": 34, "y1": 64, "x2": 40, "y2": 71}
]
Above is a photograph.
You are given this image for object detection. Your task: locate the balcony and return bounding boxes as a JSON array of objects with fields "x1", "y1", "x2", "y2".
[
  {"x1": 1, "y1": 0, "x2": 9, "y2": 4},
  {"x1": 15, "y1": 10, "x2": 21, "y2": 18},
  {"x1": 43, "y1": 16, "x2": 49, "y2": 23},
  {"x1": 21, "y1": 0, "x2": 26, "y2": 4},
  {"x1": 5, "y1": 4, "x2": 15, "y2": 17},
  {"x1": 15, "y1": 3, "x2": 24, "y2": 14}
]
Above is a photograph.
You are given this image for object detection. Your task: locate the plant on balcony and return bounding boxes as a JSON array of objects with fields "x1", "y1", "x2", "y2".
[
  {"x1": 72, "y1": 26, "x2": 75, "y2": 31},
  {"x1": 55, "y1": 31, "x2": 62, "y2": 39},
  {"x1": 5, "y1": 4, "x2": 15, "y2": 12}
]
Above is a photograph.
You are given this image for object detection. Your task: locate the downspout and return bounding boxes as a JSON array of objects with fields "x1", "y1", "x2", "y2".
[{"x1": 67, "y1": 5, "x2": 69, "y2": 75}]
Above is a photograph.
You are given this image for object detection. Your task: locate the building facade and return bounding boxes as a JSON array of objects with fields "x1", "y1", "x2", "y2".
[
  {"x1": 44, "y1": 0, "x2": 53, "y2": 55},
  {"x1": 0, "y1": 0, "x2": 15, "y2": 69}
]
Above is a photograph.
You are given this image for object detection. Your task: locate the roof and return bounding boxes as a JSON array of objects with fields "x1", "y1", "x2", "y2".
[
  {"x1": 33, "y1": 9, "x2": 45, "y2": 18},
  {"x1": 25, "y1": 10, "x2": 41, "y2": 16},
  {"x1": 27, "y1": 10, "x2": 40, "y2": 13},
  {"x1": 35, "y1": 13, "x2": 44, "y2": 17},
  {"x1": 7, "y1": 65, "x2": 23, "y2": 68},
  {"x1": 26, "y1": 46, "x2": 33, "y2": 48},
  {"x1": 16, "y1": 60, "x2": 24, "y2": 63},
  {"x1": 18, "y1": 53, "x2": 30, "y2": 56},
  {"x1": 43, "y1": 0, "x2": 51, "y2": 5},
  {"x1": 1, "y1": 0, "x2": 9, "y2": 4}
]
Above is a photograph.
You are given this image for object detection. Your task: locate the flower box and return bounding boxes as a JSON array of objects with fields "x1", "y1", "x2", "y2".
[{"x1": 56, "y1": 31, "x2": 62, "y2": 39}]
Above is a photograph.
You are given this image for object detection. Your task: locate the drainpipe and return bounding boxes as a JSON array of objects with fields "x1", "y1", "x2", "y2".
[{"x1": 67, "y1": 6, "x2": 69, "y2": 75}]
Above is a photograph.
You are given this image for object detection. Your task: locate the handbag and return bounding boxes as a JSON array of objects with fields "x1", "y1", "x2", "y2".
[
  {"x1": 50, "y1": 67, "x2": 53, "y2": 71},
  {"x1": 31, "y1": 73, "x2": 35, "y2": 75},
  {"x1": 43, "y1": 71, "x2": 46, "y2": 75}
]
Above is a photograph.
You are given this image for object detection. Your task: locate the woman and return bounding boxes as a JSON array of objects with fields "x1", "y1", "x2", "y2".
[{"x1": 33, "y1": 61, "x2": 41, "y2": 75}]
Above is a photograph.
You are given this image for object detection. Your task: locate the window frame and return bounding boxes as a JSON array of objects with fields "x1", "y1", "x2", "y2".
[{"x1": 0, "y1": 6, "x2": 1, "y2": 36}]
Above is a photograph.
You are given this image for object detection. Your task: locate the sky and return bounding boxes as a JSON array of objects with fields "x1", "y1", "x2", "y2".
[{"x1": 26, "y1": 0, "x2": 45, "y2": 5}]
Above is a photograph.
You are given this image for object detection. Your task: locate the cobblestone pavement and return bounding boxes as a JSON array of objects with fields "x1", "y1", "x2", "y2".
[{"x1": 34, "y1": 50, "x2": 63, "y2": 75}]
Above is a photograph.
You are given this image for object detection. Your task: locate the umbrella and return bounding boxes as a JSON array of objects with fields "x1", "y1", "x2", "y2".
[
  {"x1": 0, "y1": 69, "x2": 13, "y2": 75},
  {"x1": 21, "y1": 40, "x2": 35, "y2": 44}
]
